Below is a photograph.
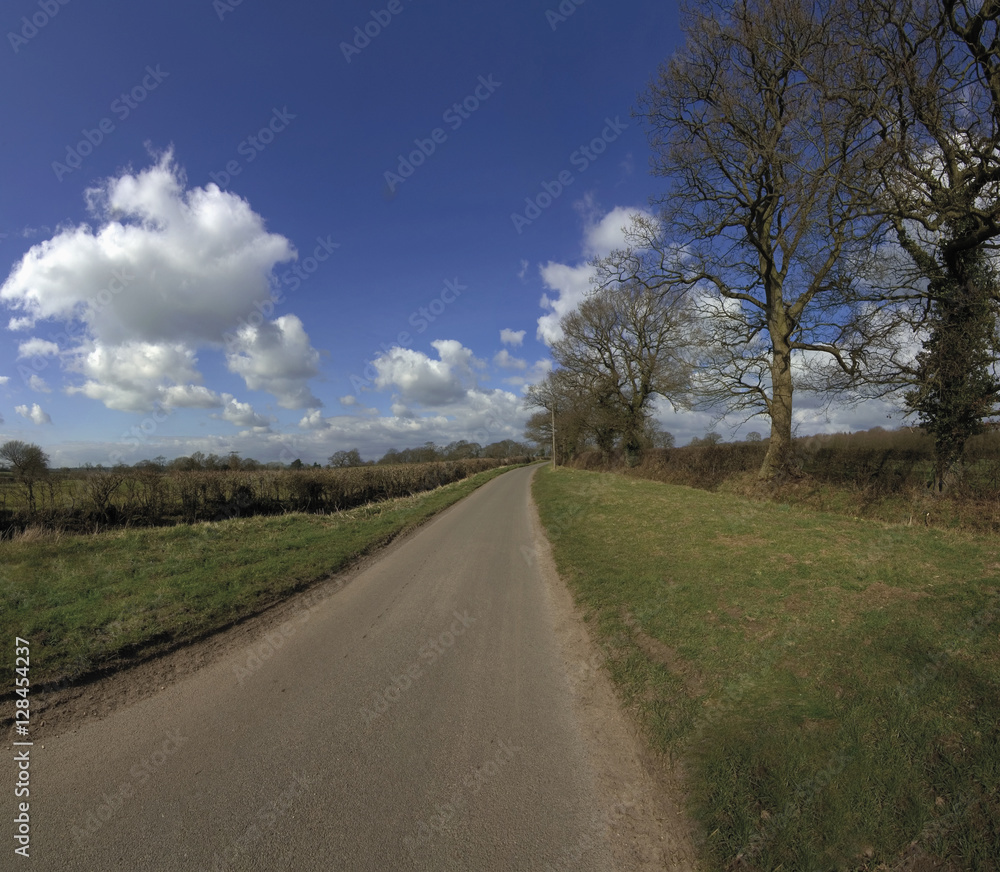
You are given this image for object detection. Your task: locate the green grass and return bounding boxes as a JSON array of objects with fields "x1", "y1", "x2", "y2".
[
  {"x1": 533, "y1": 466, "x2": 1000, "y2": 871},
  {"x1": 0, "y1": 465, "x2": 521, "y2": 691}
]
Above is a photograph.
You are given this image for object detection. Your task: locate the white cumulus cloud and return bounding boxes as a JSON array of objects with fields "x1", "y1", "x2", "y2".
[
  {"x1": 297, "y1": 388, "x2": 525, "y2": 453},
  {"x1": 502, "y1": 358, "x2": 553, "y2": 391},
  {"x1": 67, "y1": 341, "x2": 203, "y2": 412},
  {"x1": 582, "y1": 205, "x2": 647, "y2": 258},
  {"x1": 536, "y1": 206, "x2": 653, "y2": 345},
  {"x1": 27, "y1": 374, "x2": 51, "y2": 393},
  {"x1": 0, "y1": 150, "x2": 322, "y2": 413},
  {"x1": 15, "y1": 403, "x2": 51, "y2": 425},
  {"x1": 218, "y1": 394, "x2": 273, "y2": 430},
  {"x1": 373, "y1": 339, "x2": 482, "y2": 407},
  {"x1": 500, "y1": 328, "x2": 525, "y2": 347},
  {"x1": 17, "y1": 338, "x2": 60, "y2": 358},
  {"x1": 299, "y1": 409, "x2": 327, "y2": 430},
  {"x1": 161, "y1": 384, "x2": 221, "y2": 409},
  {"x1": 493, "y1": 349, "x2": 527, "y2": 370},
  {"x1": 225, "y1": 315, "x2": 321, "y2": 409},
  {"x1": 2, "y1": 150, "x2": 296, "y2": 343},
  {"x1": 537, "y1": 261, "x2": 594, "y2": 345}
]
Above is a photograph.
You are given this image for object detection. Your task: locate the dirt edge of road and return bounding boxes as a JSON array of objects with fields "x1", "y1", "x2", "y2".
[{"x1": 527, "y1": 475, "x2": 704, "y2": 872}]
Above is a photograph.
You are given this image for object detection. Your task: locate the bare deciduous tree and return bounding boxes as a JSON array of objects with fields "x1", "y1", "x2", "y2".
[
  {"x1": 328, "y1": 448, "x2": 364, "y2": 468},
  {"x1": 0, "y1": 440, "x2": 50, "y2": 512},
  {"x1": 550, "y1": 283, "x2": 690, "y2": 463},
  {"x1": 83, "y1": 466, "x2": 127, "y2": 520},
  {"x1": 603, "y1": 0, "x2": 885, "y2": 480},
  {"x1": 524, "y1": 370, "x2": 605, "y2": 463}
]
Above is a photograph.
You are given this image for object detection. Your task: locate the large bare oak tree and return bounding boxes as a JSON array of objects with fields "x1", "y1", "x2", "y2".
[{"x1": 602, "y1": 0, "x2": 883, "y2": 480}]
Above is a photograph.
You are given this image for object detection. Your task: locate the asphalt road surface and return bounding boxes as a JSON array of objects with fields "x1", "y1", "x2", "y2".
[{"x1": 21, "y1": 465, "x2": 639, "y2": 871}]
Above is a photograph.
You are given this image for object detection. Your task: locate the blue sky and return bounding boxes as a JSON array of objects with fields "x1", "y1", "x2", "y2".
[{"x1": 0, "y1": 0, "x2": 898, "y2": 466}]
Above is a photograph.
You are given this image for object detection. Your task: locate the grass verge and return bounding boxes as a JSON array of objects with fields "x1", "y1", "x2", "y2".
[
  {"x1": 1, "y1": 465, "x2": 523, "y2": 692},
  {"x1": 533, "y1": 466, "x2": 1000, "y2": 871}
]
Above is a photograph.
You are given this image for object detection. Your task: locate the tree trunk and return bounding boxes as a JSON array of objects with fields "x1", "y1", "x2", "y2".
[
  {"x1": 622, "y1": 406, "x2": 645, "y2": 467},
  {"x1": 932, "y1": 438, "x2": 966, "y2": 495},
  {"x1": 759, "y1": 344, "x2": 795, "y2": 481}
]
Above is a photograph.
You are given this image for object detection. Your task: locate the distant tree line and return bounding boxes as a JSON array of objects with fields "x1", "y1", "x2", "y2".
[
  {"x1": 15, "y1": 438, "x2": 533, "y2": 474},
  {"x1": 368, "y1": 439, "x2": 532, "y2": 466},
  {"x1": 0, "y1": 438, "x2": 533, "y2": 535}
]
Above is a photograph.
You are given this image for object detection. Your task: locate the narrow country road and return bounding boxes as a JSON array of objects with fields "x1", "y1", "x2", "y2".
[{"x1": 17, "y1": 466, "x2": 694, "y2": 871}]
